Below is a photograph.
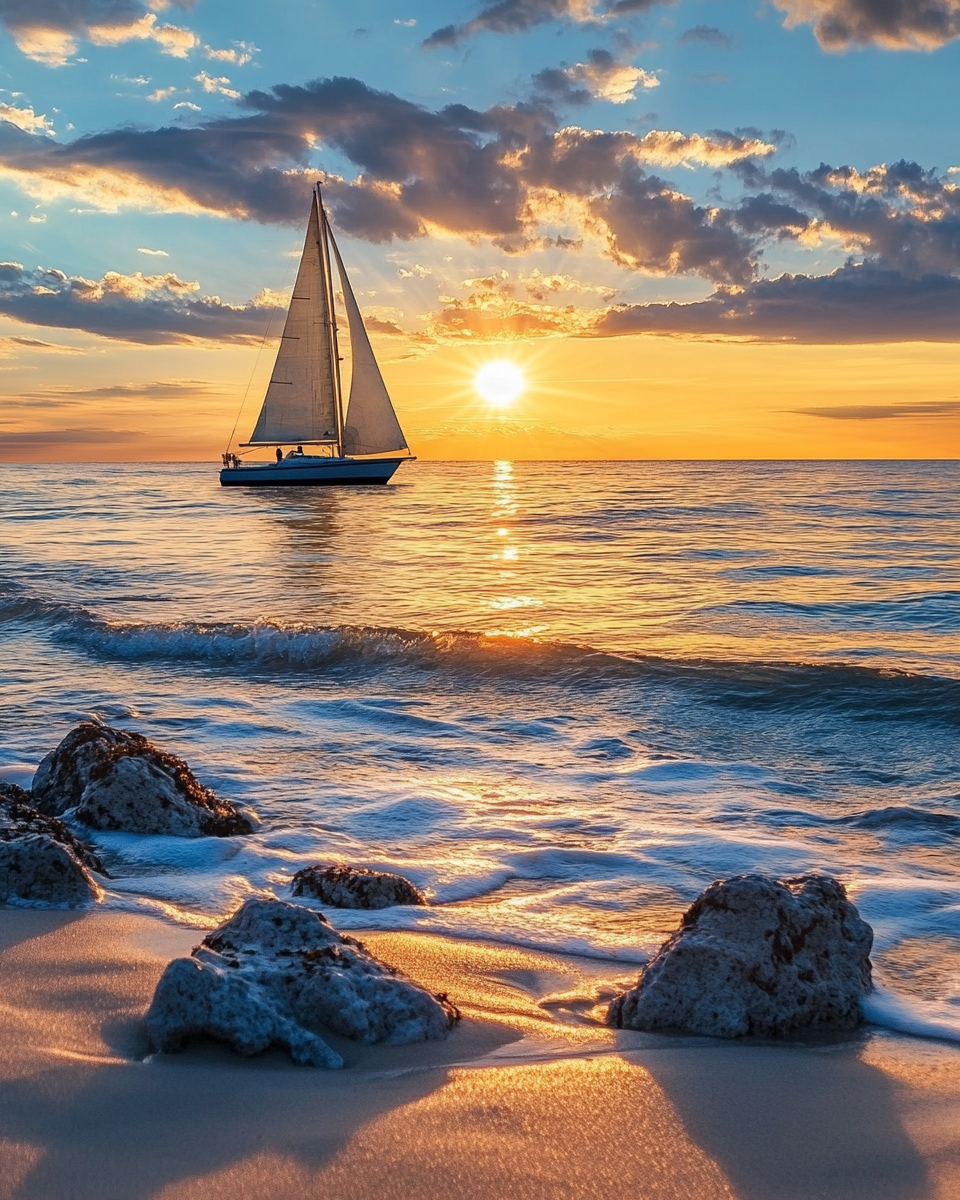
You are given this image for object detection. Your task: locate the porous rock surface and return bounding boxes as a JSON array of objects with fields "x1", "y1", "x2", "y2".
[
  {"x1": 31, "y1": 721, "x2": 253, "y2": 837},
  {"x1": 0, "y1": 834, "x2": 101, "y2": 906},
  {"x1": 146, "y1": 897, "x2": 459, "y2": 1067},
  {"x1": 608, "y1": 873, "x2": 873, "y2": 1038},
  {"x1": 0, "y1": 784, "x2": 104, "y2": 904},
  {"x1": 291, "y1": 864, "x2": 427, "y2": 909}
]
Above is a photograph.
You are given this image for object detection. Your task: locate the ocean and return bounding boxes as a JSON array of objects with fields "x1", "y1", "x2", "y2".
[{"x1": 2, "y1": 459, "x2": 958, "y2": 1040}]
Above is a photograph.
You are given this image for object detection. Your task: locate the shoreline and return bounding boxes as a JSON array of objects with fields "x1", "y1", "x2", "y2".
[{"x1": 2, "y1": 911, "x2": 960, "y2": 1199}]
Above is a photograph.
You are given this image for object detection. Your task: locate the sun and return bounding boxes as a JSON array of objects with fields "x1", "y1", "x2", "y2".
[{"x1": 476, "y1": 361, "x2": 525, "y2": 408}]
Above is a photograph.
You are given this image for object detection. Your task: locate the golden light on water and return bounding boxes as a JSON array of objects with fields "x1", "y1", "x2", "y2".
[{"x1": 475, "y1": 361, "x2": 525, "y2": 407}]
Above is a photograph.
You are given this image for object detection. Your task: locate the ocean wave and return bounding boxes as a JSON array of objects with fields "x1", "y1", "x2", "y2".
[
  {"x1": 7, "y1": 585, "x2": 960, "y2": 715},
  {"x1": 4, "y1": 590, "x2": 959, "y2": 723}
]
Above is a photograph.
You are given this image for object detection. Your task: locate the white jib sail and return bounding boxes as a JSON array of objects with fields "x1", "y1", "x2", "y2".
[
  {"x1": 329, "y1": 232, "x2": 409, "y2": 456},
  {"x1": 248, "y1": 198, "x2": 339, "y2": 445}
]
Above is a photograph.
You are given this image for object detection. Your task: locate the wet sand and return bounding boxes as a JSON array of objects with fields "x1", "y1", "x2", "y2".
[{"x1": 1, "y1": 910, "x2": 959, "y2": 1200}]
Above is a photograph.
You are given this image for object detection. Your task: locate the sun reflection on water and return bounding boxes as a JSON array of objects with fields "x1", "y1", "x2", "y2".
[{"x1": 485, "y1": 460, "x2": 545, "y2": 637}]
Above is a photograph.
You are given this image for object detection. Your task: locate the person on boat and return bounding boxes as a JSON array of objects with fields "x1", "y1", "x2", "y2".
[
  {"x1": 231, "y1": 454, "x2": 240, "y2": 468},
  {"x1": 275, "y1": 447, "x2": 283, "y2": 463},
  {"x1": 221, "y1": 452, "x2": 229, "y2": 468}
]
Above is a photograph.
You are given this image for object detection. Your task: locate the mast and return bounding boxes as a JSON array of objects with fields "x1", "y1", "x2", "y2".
[{"x1": 316, "y1": 183, "x2": 345, "y2": 457}]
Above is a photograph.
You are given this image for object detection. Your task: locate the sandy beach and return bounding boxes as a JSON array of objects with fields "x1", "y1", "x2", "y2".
[{"x1": 1, "y1": 910, "x2": 958, "y2": 1200}]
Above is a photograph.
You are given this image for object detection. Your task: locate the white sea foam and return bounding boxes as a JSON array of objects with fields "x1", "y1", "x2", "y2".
[{"x1": 863, "y1": 986, "x2": 960, "y2": 1044}]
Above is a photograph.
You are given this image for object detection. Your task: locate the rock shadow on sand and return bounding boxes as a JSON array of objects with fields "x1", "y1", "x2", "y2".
[{"x1": 633, "y1": 1037, "x2": 929, "y2": 1200}]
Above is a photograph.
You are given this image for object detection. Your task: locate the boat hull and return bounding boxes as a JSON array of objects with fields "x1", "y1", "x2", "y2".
[{"x1": 220, "y1": 457, "x2": 407, "y2": 487}]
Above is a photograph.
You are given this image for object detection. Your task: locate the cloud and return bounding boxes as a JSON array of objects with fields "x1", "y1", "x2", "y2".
[
  {"x1": 423, "y1": 283, "x2": 600, "y2": 342},
  {"x1": 16, "y1": 379, "x2": 216, "y2": 401},
  {"x1": 594, "y1": 262, "x2": 960, "y2": 342},
  {"x1": 532, "y1": 49, "x2": 659, "y2": 105},
  {"x1": 414, "y1": 267, "x2": 617, "y2": 343},
  {"x1": 0, "y1": 77, "x2": 776, "y2": 286},
  {"x1": 791, "y1": 401, "x2": 960, "y2": 418},
  {"x1": 137, "y1": 246, "x2": 169, "y2": 255},
  {"x1": 364, "y1": 315, "x2": 404, "y2": 334},
  {"x1": 733, "y1": 159, "x2": 960, "y2": 277},
  {"x1": 194, "y1": 71, "x2": 241, "y2": 100},
  {"x1": 519, "y1": 268, "x2": 617, "y2": 299},
  {"x1": 0, "y1": 1, "x2": 199, "y2": 66},
  {"x1": 0, "y1": 333, "x2": 84, "y2": 354},
  {"x1": 0, "y1": 103, "x2": 55, "y2": 136},
  {"x1": 676, "y1": 25, "x2": 733, "y2": 47},
  {"x1": 205, "y1": 41, "x2": 258, "y2": 66},
  {"x1": 773, "y1": 0, "x2": 960, "y2": 49},
  {"x1": 0, "y1": 427, "x2": 142, "y2": 443},
  {"x1": 423, "y1": 0, "x2": 674, "y2": 48},
  {"x1": 0, "y1": 261, "x2": 284, "y2": 343},
  {"x1": 146, "y1": 86, "x2": 177, "y2": 102}
]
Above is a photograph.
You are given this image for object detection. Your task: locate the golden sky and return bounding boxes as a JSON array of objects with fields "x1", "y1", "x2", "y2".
[{"x1": 3, "y1": 325, "x2": 958, "y2": 461}]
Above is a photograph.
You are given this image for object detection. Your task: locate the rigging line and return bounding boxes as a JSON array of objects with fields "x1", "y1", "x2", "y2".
[{"x1": 224, "y1": 249, "x2": 296, "y2": 453}]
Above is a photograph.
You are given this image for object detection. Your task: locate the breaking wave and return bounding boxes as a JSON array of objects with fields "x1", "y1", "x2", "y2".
[{"x1": 2, "y1": 586, "x2": 959, "y2": 725}]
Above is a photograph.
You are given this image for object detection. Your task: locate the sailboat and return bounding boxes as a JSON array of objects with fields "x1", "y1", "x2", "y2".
[{"x1": 220, "y1": 183, "x2": 413, "y2": 486}]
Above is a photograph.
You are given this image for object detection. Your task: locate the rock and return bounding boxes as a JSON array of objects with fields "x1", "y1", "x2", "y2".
[
  {"x1": 0, "y1": 781, "x2": 31, "y2": 804},
  {"x1": 0, "y1": 834, "x2": 101, "y2": 905},
  {"x1": 291, "y1": 864, "x2": 427, "y2": 909},
  {"x1": 146, "y1": 897, "x2": 459, "y2": 1067},
  {"x1": 608, "y1": 874, "x2": 873, "y2": 1038},
  {"x1": 31, "y1": 720, "x2": 253, "y2": 838},
  {"x1": 0, "y1": 793, "x2": 106, "y2": 875},
  {"x1": 0, "y1": 786, "x2": 105, "y2": 904}
]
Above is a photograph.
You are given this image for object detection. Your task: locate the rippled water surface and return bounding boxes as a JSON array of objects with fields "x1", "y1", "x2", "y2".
[{"x1": 2, "y1": 461, "x2": 959, "y2": 1037}]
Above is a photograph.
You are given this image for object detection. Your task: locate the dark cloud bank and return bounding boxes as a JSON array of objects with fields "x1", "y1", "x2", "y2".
[
  {"x1": 422, "y1": 0, "x2": 671, "y2": 49},
  {"x1": 419, "y1": 0, "x2": 960, "y2": 50},
  {"x1": 598, "y1": 264, "x2": 960, "y2": 344}
]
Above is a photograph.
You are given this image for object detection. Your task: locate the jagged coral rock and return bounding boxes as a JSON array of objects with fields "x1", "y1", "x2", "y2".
[
  {"x1": 608, "y1": 874, "x2": 873, "y2": 1038},
  {"x1": 146, "y1": 897, "x2": 460, "y2": 1066},
  {"x1": 1, "y1": 787, "x2": 105, "y2": 874},
  {"x1": 0, "y1": 833, "x2": 101, "y2": 905},
  {"x1": 1, "y1": 783, "x2": 105, "y2": 903},
  {"x1": 0, "y1": 781, "x2": 31, "y2": 804},
  {"x1": 291, "y1": 864, "x2": 427, "y2": 909},
  {"x1": 31, "y1": 721, "x2": 253, "y2": 837}
]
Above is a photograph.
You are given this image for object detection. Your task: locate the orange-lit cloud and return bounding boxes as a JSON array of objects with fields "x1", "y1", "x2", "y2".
[
  {"x1": 4, "y1": 5, "x2": 199, "y2": 68},
  {"x1": 0, "y1": 262, "x2": 282, "y2": 343},
  {"x1": 0, "y1": 103, "x2": 55, "y2": 136},
  {"x1": 533, "y1": 49, "x2": 659, "y2": 106}
]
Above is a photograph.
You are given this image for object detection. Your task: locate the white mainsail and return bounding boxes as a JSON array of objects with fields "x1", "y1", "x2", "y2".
[
  {"x1": 244, "y1": 185, "x2": 408, "y2": 458},
  {"x1": 247, "y1": 195, "x2": 340, "y2": 446},
  {"x1": 329, "y1": 232, "x2": 409, "y2": 457}
]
